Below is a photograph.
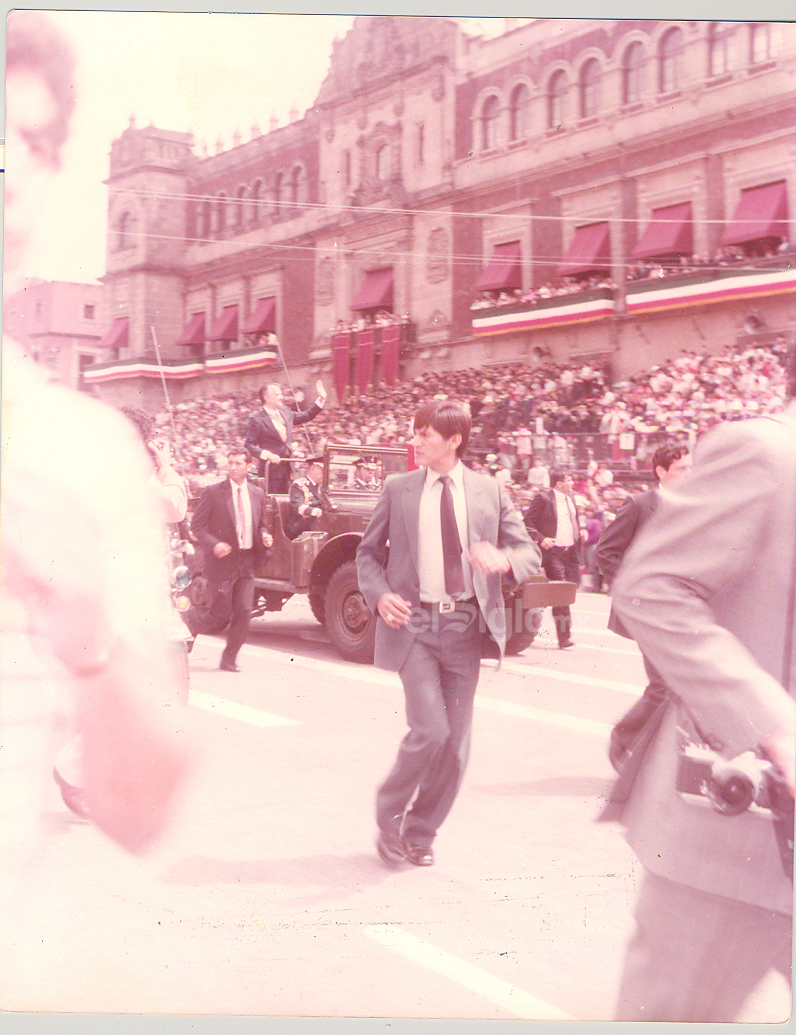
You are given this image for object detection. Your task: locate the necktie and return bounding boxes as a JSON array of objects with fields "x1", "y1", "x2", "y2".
[
  {"x1": 439, "y1": 475, "x2": 465, "y2": 597},
  {"x1": 268, "y1": 409, "x2": 287, "y2": 441},
  {"x1": 236, "y1": 484, "x2": 248, "y2": 548}
]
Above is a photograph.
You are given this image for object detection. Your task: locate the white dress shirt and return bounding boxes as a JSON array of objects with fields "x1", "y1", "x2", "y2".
[
  {"x1": 553, "y1": 489, "x2": 578, "y2": 548},
  {"x1": 417, "y1": 461, "x2": 474, "y2": 601}
]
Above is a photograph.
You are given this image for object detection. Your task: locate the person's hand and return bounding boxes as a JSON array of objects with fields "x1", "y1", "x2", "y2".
[
  {"x1": 540, "y1": 537, "x2": 556, "y2": 550},
  {"x1": 762, "y1": 726, "x2": 796, "y2": 797},
  {"x1": 262, "y1": 451, "x2": 281, "y2": 464},
  {"x1": 469, "y1": 541, "x2": 510, "y2": 574},
  {"x1": 580, "y1": 529, "x2": 589, "y2": 543},
  {"x1": 213, "y1": 541, "x2": 232, "y2": 558},
  {"x1": 310, "y1": 507, "x2": 323, "y2": 518},
  {"x1": 148, "y1": 439, "x2": 172, "y2": 470},
  {"x1": 377, "y1": 592, "x2": 412, "y2": 628},
  {"x1": 315, "y1": 380, "x2": 327, "y2": 402},
  {"x1": 261, "y1": 531, "x2": 273, "y2": 548}
]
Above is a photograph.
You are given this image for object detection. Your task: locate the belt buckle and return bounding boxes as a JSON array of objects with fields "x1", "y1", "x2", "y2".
[{"x1": 439, "y1": 601, "x2": 455, "y2": 614}]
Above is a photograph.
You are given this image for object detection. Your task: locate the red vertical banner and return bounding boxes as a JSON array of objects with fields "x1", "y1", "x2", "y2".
[
  {"x1": 332, "y1": 332, "x2": 351, "y2": 404},
  {"x1": 356, "y1": 328, "x2": 375, "y2": 396},
  {"x1": 380, "y1": 323, "x2": 401, "y2": 386}
]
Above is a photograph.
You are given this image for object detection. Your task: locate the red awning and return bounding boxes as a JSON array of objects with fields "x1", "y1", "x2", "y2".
[
  {"x1": 175, "y1": 312, "x2": 206, "y2": 346},
  {"x1": 207, "y1": 305, "x2": 238, "y2": 342},
  {"x1": 99, "y1": 316, "x2": 129, "y2": 350},
  {"x1": 720, "y1": 181, "x2": 788, "y2": 246},
  {"x1": 474, "y1": 241, "x2": 522, "y2": 292},
  {"x1": 242, "y1": 297, "x2": 276, "y2": 335},
  {"x1": 632, "y1": 202, "x2": 693, "y2": 259},
  {"x1": 557, "y1": 223, "x2": 611, "y2": 277},
  {"x1": 351, "y1": 268, "x2": 393, "y2": 312}
]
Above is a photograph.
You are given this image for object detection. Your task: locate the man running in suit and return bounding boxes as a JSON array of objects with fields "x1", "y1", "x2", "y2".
[
  {"x1": 595, "y1": 442, "x2": 691, "y2": 769},
  {"x1": 186, "y1": 449, "x2": 272, "y2": 672},
  {"x1": 524, "y1": 472, "x2": 587, "y2": 648},
  {"x1": 609, "y1": 351, "x2": 795, "y2": 1022},
  {"x1": 357, "y1": 400, "x2": 540, "y2": 867},
  {"x1": 244, "y1": 381, "x2": 327, "y2": 493}
]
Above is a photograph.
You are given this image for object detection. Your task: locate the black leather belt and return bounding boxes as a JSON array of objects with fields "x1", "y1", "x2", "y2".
[{"x1": 419, "y1": 596, "x2": 477, "y2": 613}]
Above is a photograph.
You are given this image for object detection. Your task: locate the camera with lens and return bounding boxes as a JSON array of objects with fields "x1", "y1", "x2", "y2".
[{"x1": 677, "y1": 742, "x2": 789, "y2": 817}]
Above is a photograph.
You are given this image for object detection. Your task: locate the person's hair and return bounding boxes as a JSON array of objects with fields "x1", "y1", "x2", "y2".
[
  {"x1": 227, "y1": 446, "x2": 253, "y2": 463},
  {"x1": 413, "y1": 400, "x2": 470, "y2": 458},
  {"x1": 651, "y1": 441, "x2": 690, "y2": 479},
  {"x1": 258, "y1": 383, "x2": 281, "y2": 405},
  {"x1": 550, "y1": 470, "x2": 569, "y2": 488},
  {"x1": 7, "y1": 12, "x2": 76, "y2": 169},
  {"x1": 120, "y1": 405, "x2": 155, "y2": 444}
]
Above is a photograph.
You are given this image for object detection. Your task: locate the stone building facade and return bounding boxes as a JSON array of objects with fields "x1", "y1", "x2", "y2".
[
  {"x1": 87, "y1": 17, "x2": 796, "y2": 407},
  {"x1": 4, "y1": 279, "x2": 105, "y2": 389}
]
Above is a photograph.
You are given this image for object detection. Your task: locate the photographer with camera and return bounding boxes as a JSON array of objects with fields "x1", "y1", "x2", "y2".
[{"x1": 607, "y1": 346, "x2": 796, "y2": 1022}]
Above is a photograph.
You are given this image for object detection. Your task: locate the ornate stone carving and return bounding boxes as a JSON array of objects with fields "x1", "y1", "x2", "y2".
[
  {"x1": 426, "y1": 227, "x2": 450, "y2": 283},
  {"x1": 316, "y1": 257, "x2": 335, "y2": 307}
]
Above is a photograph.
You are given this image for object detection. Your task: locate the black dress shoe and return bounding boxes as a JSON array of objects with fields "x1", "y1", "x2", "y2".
[
  {"x1": 402, "y1": 840, "x2": 434, "y2": 867},
  {"x1": 376, "y1": 831, "x2": 406, "y2": 866},
  {"x1": 558, "y1": 639, "x2": 575, "y2": 649},
  {"x1": 219, "y1": 659, "x2": 241, "y2": 672}
]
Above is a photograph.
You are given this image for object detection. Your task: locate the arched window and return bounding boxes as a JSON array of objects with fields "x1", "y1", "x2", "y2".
[
  {"x1": 509, "y1": 83, "x2": 531, "y2": 141},
  {"x1": 481, "y1": 95, "x2": 500, "y2": 151},
  {"x1": 580, "y1": 59, "x2": 601, "y2": 118},
  {"x1": 375, "y1": 144, "x2": 390, "y2": 181},
  {"x1": 213, "y1": 192, "x2": 227, "y2": 235},
  {"x1": 548, "y1": 70, "x2": 568, "y2": 129},
  {"x1": 274, "y1": 173, "x2": 284, "y2": 210},
  {"x1": 290, "y1": 165, "x2": 306, "y2": 203},
  {"x1": 708, "y1": 22, "x2": 737, "y2": 76},
  {"x1": 201, "y1": 199, "x2": 212, "y2": 238},
  {"x1": 250, "y1": 179, "x2": 263, "y2": 225},
  {"x1": 117, "y1": 210, "x2": 136, "y2": 250},
  {"x1": 235, "y1": 185, "x2": 247, "y2": 231},
  {"x1": 659, "y1": 27, "x2": 684, "y2": 93},
  {"x1": 623, "y1": 41, "x2": 645, "y2": 104},
  {"x1": 750, "y1": 23, "x2": 770, "y2": 65}
]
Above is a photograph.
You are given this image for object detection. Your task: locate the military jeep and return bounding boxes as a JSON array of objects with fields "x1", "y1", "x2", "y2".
[{"x1": 237, "y1": 444, "x2": 575, "y2": 664}]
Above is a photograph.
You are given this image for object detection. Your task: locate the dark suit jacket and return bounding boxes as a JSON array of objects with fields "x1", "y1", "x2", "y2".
[
  {"x1": 595, "y1": 488, "x2": 659, "y2": 636},
  {"x1": 191, "y1": 477, "x2": 269, "y2": 582},
  {"x1": 244, "y1": 402, "x2": 322, "y2": 478},
  {"x1": 356, "y1": 465, "x2": 540, "y2": 672},
  {"x1": 524, "y1": 488, "x2": 582, "y2": 553}
]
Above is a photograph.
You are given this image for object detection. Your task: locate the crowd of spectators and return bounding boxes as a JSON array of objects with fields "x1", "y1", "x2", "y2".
[
  {"x1": 156, "y1": 337, "x2": 790, "y2": 518},
  {"x1": 472, "y1": 240, "x2": 794, "y2": 308}
]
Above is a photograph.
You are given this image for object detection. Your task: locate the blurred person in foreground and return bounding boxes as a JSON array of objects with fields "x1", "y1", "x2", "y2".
[
  {"x1": 357, "y1": 401, "x2": 539, "y2": 867},
  {"x1": 2, "y1": 10, "x2": 188, "y2": 891},
  {"x1": 595, "y1": 442, "x2": 691, "y2": 770},
  {"x1": 605, "y1": 347, "x2": 796, "y2": 1022}
]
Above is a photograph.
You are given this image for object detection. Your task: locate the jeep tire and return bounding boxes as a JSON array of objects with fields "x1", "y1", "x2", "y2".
[{"x1": 323, "y1": 559, "x2": 376, "y2": 664}]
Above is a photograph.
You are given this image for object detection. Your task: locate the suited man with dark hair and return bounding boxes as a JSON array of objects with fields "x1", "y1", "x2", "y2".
[
  {"x1": 186, "y1": 450, "x2": 272, "y2": 672},
  {"x1": 244, "y1": 381, "x2": 327, "y2": 493},
  {"x1": 357, "y1": 400, "x2": 539, "y2": 868},
  {"x1": 524, "y1": 471, "x2": 586, "y2": 648},
  {"x1": 596, "y1": 442, "x2": 691, "y2": 769}
]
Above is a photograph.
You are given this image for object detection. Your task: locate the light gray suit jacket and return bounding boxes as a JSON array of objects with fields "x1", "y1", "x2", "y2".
[
  {"x1": 356, "y1": 465, "x2": 540, "y2": 673},
  {"x1": 613, "y1": 403, "x2": 796, "y2": 914}
]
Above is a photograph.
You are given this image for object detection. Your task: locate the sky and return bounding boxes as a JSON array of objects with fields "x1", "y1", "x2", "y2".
[{"x1": 9, "y1": 11, "x2": 515, "y2": 286}]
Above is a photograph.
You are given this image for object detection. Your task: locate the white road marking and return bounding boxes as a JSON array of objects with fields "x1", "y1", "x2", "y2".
[
  {"x1": 364, "y1": 924, "x2": 575, "y2": 1020},
  {"x1": 496, "y1": 658, "x2": 641, "y2": 696},
  {"x1": 475, "y1": 696, "x2": 611, "y2": 736},
  {"x1": 189, "y1": 689, "x2": 299, "y2": 727}
]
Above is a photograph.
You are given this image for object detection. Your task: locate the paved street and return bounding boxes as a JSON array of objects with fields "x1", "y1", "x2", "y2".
[{"x1": 4, "y1": 592, "x2": 789, "y2": 1021}]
